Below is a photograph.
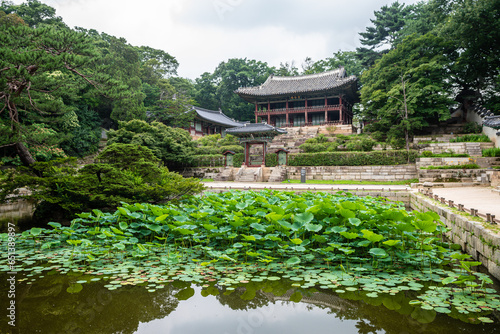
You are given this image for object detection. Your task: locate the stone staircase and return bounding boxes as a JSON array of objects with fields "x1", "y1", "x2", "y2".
[
  {"x1": 268, "y1": 127, "x2": 319, "y2": 153},
  {"x1": 234, "y1": 167, "x2": 261, "y2": 182},
  {"x1": 268, "y1": 166, "x2": 287, "y2": 182},
  {"x1": 213, "y1": 167, "x2": 234, "y2": 181},
  {"x1": 465, "y1": 142, "x2": 482, "y2": 156}
]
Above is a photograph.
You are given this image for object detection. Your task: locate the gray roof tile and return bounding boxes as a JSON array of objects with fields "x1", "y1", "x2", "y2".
[
  {"x1": 225, "y1": 122, "x2": 287, "y2": 135},
  {"x1": 235, "y1": 67, "x2": 357, "y2": 99},
  {"x1": 193, "y1": 106, "x2": 244, "y2": 128}
]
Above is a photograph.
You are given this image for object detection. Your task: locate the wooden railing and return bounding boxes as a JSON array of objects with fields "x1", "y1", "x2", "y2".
[{"x1": 255, "y1": 104, "x2": 344, "y2": 115}]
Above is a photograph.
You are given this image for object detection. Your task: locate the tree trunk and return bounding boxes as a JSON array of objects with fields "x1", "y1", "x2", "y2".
[{"x1": 15, "y1": 142, "x2": 36, "y2": 166}]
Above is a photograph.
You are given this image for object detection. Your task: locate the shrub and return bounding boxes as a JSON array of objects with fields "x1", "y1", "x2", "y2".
[
  {"x1": 370, "y1": 131, "x2": 387, "y2": 142},
  {"x1": 288, "y1": 150, "x2": 418, "y2": 166},
  {"x1": 194, "y1": 146, "x2": 221, "y2": 155},
  {"x1": 265, "y1": 153, "x2": 277, "y2": 167},
  {"x1": 192, "y1": 155, "x2": 224, "y2": 167},
  {"x1": 421, "y1": 164, "x2": 480, "y2": 169},
  {"x1": 419, "y1": 151, "x2": 469, "y2": 158},
  {"x1": 0, "y1": 144, "x2": 204, "y2": 220},
  {"x1": 482, "y1": 148, "x2": 500, "y2": 157},
  {"x1": 450, "y1": 134, "x2": 490, "y2": 142},
  {"x1": 219, "y1": 145, "x2": 244, "y2": 154},
  {"x1": 462, "y1": 122, "x2": 482, "y2": 134}
]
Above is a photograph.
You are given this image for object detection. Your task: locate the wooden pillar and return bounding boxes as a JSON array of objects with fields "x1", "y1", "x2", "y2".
[
  {"x1": 268, "y1": 113, "x2": 271, "y2": 124},
  {"x1": 244, "y1": 142, "x2": 249, "y2": 166},
  {"x1": 262, "y1": 142, "x2": 266, "y2": 166},
  {"x1": 324, "y1": 96, "x2": 328, "y2": 124},
  {"x1": 286, "y1": 112, "x2": 289, "y2": 125},
  {"x1": 339, "y1": 95, "x2": 344, "y2": 124},
  {"x1": 304, "y1": 98, "x2": 308, "y2": 126},
  {"x1": 255, "y1": 103, "x2": 258, "y2": 123}
]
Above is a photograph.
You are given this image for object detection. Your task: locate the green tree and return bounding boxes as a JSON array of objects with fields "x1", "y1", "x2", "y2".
[
  {"x1": 443, "y1": 0, "x2": 500, "y2": 110},
  {"x1": 360, "y1": 33, "x2": 456, "y2": 141},
  {"x1": 195, "y1": 58, "x2": 273, "y2": 121},
  {"x1": 0, "y1": 22, "x2": 99, "y2": 166},
  {"x1": 106, "y1": 120, "x2": 195, "y2": 169},
  {"x1": 146, "y1": 79, "x2": 196, "y2": 128},
  {"x1": 194, "y1": 72, "x2": 219, "y2": 111},
  {"x1": 0, "y1": 144, "x2": 204, "y2": 220},
  {"x1": 356, "y1": 1, "x2": 412, "y2": 68},
  {"x1": 0, "y1": 0, "x2": 65, "y2": 28},
  {"x1": 274, "y1": 61, "x2": 299, "y2": 76},
  {"x1": 305, "y1": 51, "x2": 365, "y2": 78}
]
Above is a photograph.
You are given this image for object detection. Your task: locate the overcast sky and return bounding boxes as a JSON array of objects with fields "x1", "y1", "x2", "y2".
[{"x1": 12, "y1": 0, "x2": 422, "y2": 79}]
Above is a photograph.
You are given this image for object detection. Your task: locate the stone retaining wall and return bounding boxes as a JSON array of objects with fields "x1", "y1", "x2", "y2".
[
  {"x1": 410, "y1": 192, "x2": 500, "y2": 280},
  {"x1": 180, "y1": 167, "x2": 224, "y2": 179},
  {"x1": 286, "y1": 165, "x2": 417, "y2": 181},
  {"x1": 418, "y1": 142, "x2": 494, "y2": 155},
  {"x1": 418, "y1": 168, "x2": 492, "y2": 183},
  {"x1": 416, "y1": 157, "x2": 497, "y2": 168}
]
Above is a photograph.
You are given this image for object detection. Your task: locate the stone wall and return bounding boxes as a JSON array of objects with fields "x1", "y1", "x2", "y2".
[
  {"x1": 418, "y1": 168, "x2": 492, "y2": 183},
  {"x1": 286, "y1": 165, "x2": 417, "y2": 181},
  {"x1": 418, "y1": 142, "x2": 494, "y2": 155},
  {"x1": 410, "y1": 192, "x2": 500, "y2": 280},
  {"x1": 416, "y1": 157, "x2": 498, "y2": 168},
  {"x1": 181, "y1": 167, "x2": 224, "y2": 179}
]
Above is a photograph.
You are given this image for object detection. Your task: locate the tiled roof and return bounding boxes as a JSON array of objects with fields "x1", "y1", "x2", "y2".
[
  {"x1": 193, "y1": 106, "x2": 244, "y2": 128},
  {"x1": 235, "y1": 67, "x2": 357, "y2": 99},
  {"x1": 225, "y1": 122, "x2": 287, "y2": 135},
  {"x1": 483, "y1": 115, "x2": 500, "y2": 129}
]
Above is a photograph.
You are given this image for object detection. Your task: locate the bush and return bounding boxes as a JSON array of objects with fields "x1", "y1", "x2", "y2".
[
  {"x1": 288, "y1": 150, "x2": 418, "y2": 166},
  {"x1": 107, "y1": 120, "x2": 196, "y2": 169},
  {"x1": 192, "y1": 155, "x2": 224, "y2": 167},
  {"x1": 0, "y1": 144, "x2": 205, "y2": 220},
  {"x1": 419, "y1": 151, "x2": 469, "y2": 158},
  {"x1": 421, "y1": 164, "x2": 480, "y2": 169},
  {"x1": 265, "y1": 153, "x2": 277, "y2": 167},
  {"x1": 299, "y1": 142, "x2": 336, "y2": 153},
  {"x1": 482, "y1": 148, "x2": 500, "y2": 157},
  {"x1": 450, "y1": 134, "x2": 490, "y2": 142},
  {"x1": 462, "y1": 122, "x2": 482, "y2": 134},
  {"x1": 219, "y1": 145, "x2": 244, "y2": 154},
  {"x1": 300, "y1": 135, "x2": 375, "y2": 153},
  {"x1": 194, "y1": 146, "x2": 221, "y2": 155}
]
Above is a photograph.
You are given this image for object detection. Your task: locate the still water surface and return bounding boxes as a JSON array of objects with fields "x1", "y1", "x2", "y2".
[{"x1": 0, "y1": 271, "x2": 498, "y2": 334}]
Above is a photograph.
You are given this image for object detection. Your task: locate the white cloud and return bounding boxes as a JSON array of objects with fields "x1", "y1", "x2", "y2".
[{"x1": 9, "y1": 0, "x2": 422, "y2": 79}]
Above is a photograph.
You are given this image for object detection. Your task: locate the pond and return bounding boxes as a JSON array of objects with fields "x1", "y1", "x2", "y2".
[
  {"x1": 1, "y1": 270, "x2": 498, "y2": 334},
  {"x1": 1, "y1": 190, "x2": 500, "y2": 333}
]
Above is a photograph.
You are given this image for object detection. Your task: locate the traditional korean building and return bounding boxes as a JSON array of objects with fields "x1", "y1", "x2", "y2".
[
  {"x1": 235, "y1": 67, "x2": 358, "y2": 127},
  {"x1": 188, "y1": 106, "x2": 244, "y2": 137},
  {"x1": 226, "y1": 123, "x2": 287, "y2": 167}
]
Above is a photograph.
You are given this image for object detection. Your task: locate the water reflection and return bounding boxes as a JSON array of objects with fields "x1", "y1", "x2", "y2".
[
  {"x1": 0, "y1": 200, "x2": 38, "y2": 233},
  {"x1": 0, "y1": 272, "x2": 498, "y2": 334}
]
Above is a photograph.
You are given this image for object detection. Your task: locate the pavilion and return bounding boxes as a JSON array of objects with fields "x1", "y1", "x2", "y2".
[
  {"x1": 235, "y1": 67, "x2": 358, "y2": 127},
  {"x1": 188, "y1": 106, "x2": 244, "y2": 137}
]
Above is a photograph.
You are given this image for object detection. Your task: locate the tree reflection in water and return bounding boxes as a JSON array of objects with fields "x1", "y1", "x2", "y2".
[{"x1": 1, "y1": 273, "x2": 498, "y2": 334}]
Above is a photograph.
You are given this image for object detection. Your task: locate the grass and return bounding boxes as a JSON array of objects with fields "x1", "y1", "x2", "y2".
[
  {"x1": 201, "y1": 178, "x2": 214, "y2": 182},
  {"x1": 450, "y1": 134, "x2": 491, "y2": 143},
  {"x1": 482, "y1": 147, "x2": 500, "y2": 157},
  {"x1": 282, "y1": 179, "x2": 418, "y2": 185},
  {"x1": 420, "y1": 164, "x2": 480, "y2": 170},
  {"x1": 419, "y1": 151, "x2": 469, "y2": 158}
]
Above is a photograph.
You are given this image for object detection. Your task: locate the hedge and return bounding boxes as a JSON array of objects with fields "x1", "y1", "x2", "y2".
[
  {"x1": 288, "y1": 150, "x2": 418, "y2": 166},
  {"x1": 191, "y1": 154, "x2": 224, "y2": 167},
  {"x1": 265, "y1": 153, "x2": 278, "y2": 167}
]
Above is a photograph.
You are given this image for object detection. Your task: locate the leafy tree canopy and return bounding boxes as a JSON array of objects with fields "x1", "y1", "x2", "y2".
[
  {"x1": 0, "y1": 143, "x2": 204, "y2": 220},
  {"x1": 360, "y1": 33, "x2": 456, "y2": 140},
  {"x1": 106, "y1": 120, "x2": 195, "y2": 169}
]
